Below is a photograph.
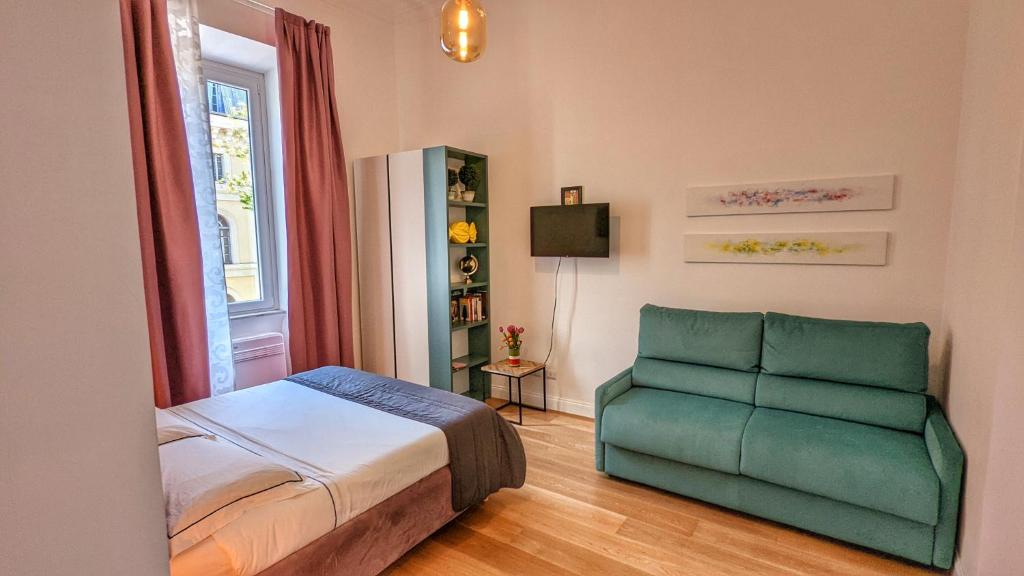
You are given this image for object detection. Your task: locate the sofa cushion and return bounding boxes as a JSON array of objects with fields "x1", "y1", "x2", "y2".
[
  {"x1": 601, "y1": 387, "x2": 753, "y2": 474},
  {"x1": 740, "y1": 408, "x2": 939, "y2": 525},
  {"x1": 633, "y1": 357, "x2": 756, "y2": 404},
  {"x1": 755, "y1": 373, "x2": 926, "y2": 432},
  {"x1": 761, "y1": 312, "x2": 930, "y2": 392},
  {"x1": 639, "y1": 305, "x2": 763, "y2": 372}
]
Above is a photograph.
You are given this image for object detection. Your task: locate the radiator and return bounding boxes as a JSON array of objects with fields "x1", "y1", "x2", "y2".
[{"x1": 232, "y1": 332, "x2": 287, "y2": 390}]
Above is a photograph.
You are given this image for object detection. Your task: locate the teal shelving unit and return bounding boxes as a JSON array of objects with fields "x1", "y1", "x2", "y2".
[{"x1": 425, "y1": 146, "x2": 491, "y2": 400}]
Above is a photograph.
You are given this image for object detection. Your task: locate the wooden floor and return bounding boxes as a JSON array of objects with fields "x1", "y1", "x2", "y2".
[{"x1": 383, "y1": 404, "x2": 945, "y2": 576}]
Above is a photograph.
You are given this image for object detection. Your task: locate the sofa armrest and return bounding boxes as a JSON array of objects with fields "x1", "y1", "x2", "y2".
[
  {"x1": 923, "y1": 396, "x2": 964, "y2": 569},
  {"x1": 594, "y1": 367, "x2": 633, "y2": 471}
]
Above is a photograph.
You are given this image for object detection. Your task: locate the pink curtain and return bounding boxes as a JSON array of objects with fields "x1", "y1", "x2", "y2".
[
  {"x1": 276, "y1": 9, "x2": 356, "y2": 372},
  {"x1": 120, "y1": 0, "x2": 211, "y2": 407}
]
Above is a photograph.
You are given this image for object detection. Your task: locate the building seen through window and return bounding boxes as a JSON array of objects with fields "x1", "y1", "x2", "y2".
[{"x1": 207, "y1": 79, "x2": 262, "y2": 305}]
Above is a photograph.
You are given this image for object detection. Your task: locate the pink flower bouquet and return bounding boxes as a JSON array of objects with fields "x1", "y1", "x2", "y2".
[{"x1": 498, "y1": 324, "x2": 525, "y2": 366}]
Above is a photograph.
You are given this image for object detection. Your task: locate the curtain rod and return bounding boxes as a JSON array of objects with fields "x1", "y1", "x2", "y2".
[{"x1": 232, "y1": 0, "x2": 274, "y2": 15}]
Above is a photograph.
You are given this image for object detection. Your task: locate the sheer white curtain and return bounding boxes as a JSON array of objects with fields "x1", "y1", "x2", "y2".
[{"x1": 168, "y1": 0, "x2": 235, "y2": 395}]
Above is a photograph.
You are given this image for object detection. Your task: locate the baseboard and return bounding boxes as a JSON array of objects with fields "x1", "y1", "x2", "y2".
[
  {"x1": 953, "y1": 554, "x2": 967, "y2": 576},
  {"x1": 490, "y1": 382, "x2": 593, "y2": 418}
]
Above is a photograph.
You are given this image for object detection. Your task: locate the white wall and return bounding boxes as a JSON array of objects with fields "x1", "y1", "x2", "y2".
[
  {"x1": 392, "y1": 0, "x2": 969, "y2": 414},
  {"x1": 0, "y1": 2, "x2": 169, "y2": 575},
  {"x1": 940, "y1": 1, "x2": 1024, "y2": 574}
]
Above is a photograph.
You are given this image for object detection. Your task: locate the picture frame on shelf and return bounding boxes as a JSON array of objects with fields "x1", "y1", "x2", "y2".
[{"x1": 561, "y1": 185, "x2": 583, "y2": 206}]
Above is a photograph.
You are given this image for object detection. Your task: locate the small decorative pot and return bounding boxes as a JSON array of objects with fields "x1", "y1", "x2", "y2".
[
  {"x1": 507, "y1": 352, "x2": 521, "y2": 367},
  {"x1": 462, "y1": 190, "x2": 476, "y2": 202}
]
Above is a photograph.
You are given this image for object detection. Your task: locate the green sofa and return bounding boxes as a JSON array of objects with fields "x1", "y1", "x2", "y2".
[{"x1": 595, "y1": 305, "x2": 963, "y2": 568}]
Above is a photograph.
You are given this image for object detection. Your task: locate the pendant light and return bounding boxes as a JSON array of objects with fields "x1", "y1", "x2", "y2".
[{"x1": 440, "y1": 0, "x2": 487, "y2": 63}]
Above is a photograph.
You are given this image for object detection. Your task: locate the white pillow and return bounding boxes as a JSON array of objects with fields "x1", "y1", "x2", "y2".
[
  {"x1": 160, "y1": 435, "x2": 304, "y2": 556},
  {"x1": 155, "y1": 409, "x2": 209, "y2": 445}
]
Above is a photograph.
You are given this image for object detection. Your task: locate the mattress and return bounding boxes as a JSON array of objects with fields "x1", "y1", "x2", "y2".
[{"x1": 165, "y1": 380, "x2": 450, "y2": 576}]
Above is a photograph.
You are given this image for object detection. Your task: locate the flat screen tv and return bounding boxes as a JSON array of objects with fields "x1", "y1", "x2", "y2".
[{"x1": 530, "y1": 203, "x2": 610, "y2": 258}]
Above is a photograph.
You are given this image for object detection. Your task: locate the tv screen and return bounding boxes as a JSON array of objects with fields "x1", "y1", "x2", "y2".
[{"x1": 530, "y1": 203, "x2": 610, "y2": 258}]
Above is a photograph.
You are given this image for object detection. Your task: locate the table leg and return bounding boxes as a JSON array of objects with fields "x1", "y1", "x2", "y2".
[
  {"x1": 542, "y1": 367, "x2": 547, "y2": 412},
  {"x1": 492, "y1": 375, "x2": 513, "y2": 413},
  {"x1": 517, "y1": 376, "x2": 523, "y2": 425}
]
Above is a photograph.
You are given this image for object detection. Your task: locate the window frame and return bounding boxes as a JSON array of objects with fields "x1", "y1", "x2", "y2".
[
  {"x1": 213, "y1": 152, "x2": 226, "y2": 182},
  {"x1": 217, "y1": 213, "x2": 233, "y2": 264},
  {"x1": 204, "y1": 60, "x2": 279, "y2": 317}
]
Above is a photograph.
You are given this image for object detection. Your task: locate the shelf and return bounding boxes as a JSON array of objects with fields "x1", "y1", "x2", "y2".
[
  {"x1": 451, "y1": 319, "x2": 489, "y2": 332},
  {"x1": 451, "y1": 281, "x2": 489, "y2": 291},
  {"x1": 460, "y1": 388, "x2": 486, "y2": 401},
  {"x1": 450, "y1": 242, "x2": 487, "y2": 248},
  {"x1": 448, "y1": 200, "x2": 487, "y2": 208},
  {"x1": 451, "y1": 354, "x2": 489, "y2": 373},
  {"x1": 445, "y1": 146, "x2": 488, "y2": 162}
]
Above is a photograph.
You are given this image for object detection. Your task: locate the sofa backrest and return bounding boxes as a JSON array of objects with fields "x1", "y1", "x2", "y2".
[
  {"x1": 755, "y1": 373, "x2": 926, "y2": 432},
  {"x1": 634, "y1": 305, "x2": 763, "y2": 404},
  {"x1": 758, "y1": 312, "x2": 930, "y2": 432},
  {"x1": 761, "y1": 312, "x2": 930, "y2": 391},
  {"x1": 633, "y1": 358, "x2": 757, "y2": 404}
]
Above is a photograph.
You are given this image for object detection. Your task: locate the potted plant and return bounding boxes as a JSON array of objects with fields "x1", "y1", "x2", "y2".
[
  {"x1": 447, "y1": 169, "x2": 461, "y2": 200},
  {"x1": 459, "y1": 164, "x2": 480, "y2": 202},
  {"x1": 498, "y1": 324, "x2": 525, "y2": 366}
]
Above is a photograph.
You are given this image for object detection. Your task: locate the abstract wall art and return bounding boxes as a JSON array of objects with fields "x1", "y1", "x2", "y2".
[
  {"x1": 686, "y1": 175, "x2": 895, "y2": 216},
  {"x1": 684, "y1": 231, "x2": 889, "y2": 265}
]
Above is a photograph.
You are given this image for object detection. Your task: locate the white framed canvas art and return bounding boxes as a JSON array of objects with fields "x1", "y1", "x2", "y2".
[
  {"x1": 684, "y1": 231, "x2": 889, "y2": 266},
  {"x1": 687, "y1": 175, "x2": 895, "y2": 216}
]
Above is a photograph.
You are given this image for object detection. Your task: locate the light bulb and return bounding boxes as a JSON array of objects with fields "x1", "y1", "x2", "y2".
[{"x1": 441, "y1": 0, "x2": 487, "y2": 63}]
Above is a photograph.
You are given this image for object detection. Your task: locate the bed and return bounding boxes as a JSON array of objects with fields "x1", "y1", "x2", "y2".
[{"x1": 157, "y1": 366, "x2": 526, "y2": 576}]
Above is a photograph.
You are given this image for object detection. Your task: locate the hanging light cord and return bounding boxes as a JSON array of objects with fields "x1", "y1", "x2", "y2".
[{"x1": 543, "y1": 257, "x2": 562, "y2": 366}]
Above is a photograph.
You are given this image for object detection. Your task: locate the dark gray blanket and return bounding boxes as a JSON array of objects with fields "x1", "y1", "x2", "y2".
[{"x1": 286, "y1": 366, "x2": 526, "y2": 511}]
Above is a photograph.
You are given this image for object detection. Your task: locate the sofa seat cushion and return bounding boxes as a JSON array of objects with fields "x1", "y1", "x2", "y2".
[
  {"x1": 741, "y1": 408, "x2": 939, "y2": 525},
  {"x1": 601, "y1": 387, "x2": 753, "y2": 474}
]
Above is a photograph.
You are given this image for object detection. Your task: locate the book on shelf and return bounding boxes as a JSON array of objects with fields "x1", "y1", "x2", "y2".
[
  {"x1": 452, "y1": 291, "x2": 488, "y2": 323},
  {"x1": 451, "y1": 360, "x2": 467, "y2": 371}
]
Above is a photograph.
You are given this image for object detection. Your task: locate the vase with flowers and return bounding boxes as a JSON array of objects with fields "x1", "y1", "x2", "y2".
[{"x1": 498, "y1": 324, "x2": 525, "y2": 367}]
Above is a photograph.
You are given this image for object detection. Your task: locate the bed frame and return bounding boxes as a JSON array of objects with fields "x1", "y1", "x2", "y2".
[{"x1": 257, "y1": 466, "x2": 458, "y2": 576}]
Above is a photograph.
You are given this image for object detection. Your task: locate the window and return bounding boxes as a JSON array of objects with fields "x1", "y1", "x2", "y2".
[
  {"x1": 205, "y1": 61, "x2": 278, "y2": 316},
  {"x1": 213, "y1": 153, "x2": 226, "y2": 182},
  {"x1": 217, "y1": 214, "x2": 233, "y2": 264},
  {"x1": 209, "y1": 83, "x2": 223, "y2": 114},
  {"x1": 206, "y1": 81, "x2": 246, "y2": 116}
]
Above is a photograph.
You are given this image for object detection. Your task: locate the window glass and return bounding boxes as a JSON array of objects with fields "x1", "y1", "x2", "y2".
[{"x1": 207, "y1": 80, "x2": 262, "y2": 304}]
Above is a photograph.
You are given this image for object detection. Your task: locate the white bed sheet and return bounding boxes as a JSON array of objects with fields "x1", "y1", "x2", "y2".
[{"x1": 166, "y1": 380, "x2": 449, "y2": 576}]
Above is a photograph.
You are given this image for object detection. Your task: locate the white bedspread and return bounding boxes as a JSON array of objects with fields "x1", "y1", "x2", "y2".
[{"x1": 166, "y1": 380, "x2": 449, "y2": 575}]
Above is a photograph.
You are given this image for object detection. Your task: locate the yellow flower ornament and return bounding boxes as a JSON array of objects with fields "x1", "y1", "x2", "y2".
[{"x1": 448, "y1": 221, "x2": 478, "y2": 243}]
